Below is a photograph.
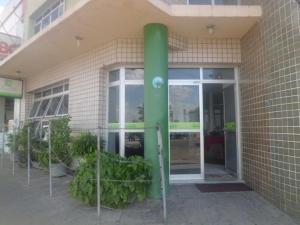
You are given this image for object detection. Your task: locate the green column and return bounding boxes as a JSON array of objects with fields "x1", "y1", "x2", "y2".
[{"x1": 144, "y1": 23, "x2": 169, "y2": 198}]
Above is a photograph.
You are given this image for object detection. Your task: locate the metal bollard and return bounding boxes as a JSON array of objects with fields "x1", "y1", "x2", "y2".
[
  {"x1": 27, "y1": 125, "x2": 31, "y2": 186},
  {"x1": 48, "y1": 121, "x2": 52, "y2": 197}
]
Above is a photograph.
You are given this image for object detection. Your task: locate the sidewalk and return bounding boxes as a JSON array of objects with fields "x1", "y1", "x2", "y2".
[{"x1": 0, "y1": 165, "x2": 299, "y2": 225}]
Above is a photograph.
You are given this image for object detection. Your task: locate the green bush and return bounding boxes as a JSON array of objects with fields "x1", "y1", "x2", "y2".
[
  {"x1": 6, "y1": 123, "x2": 35, "y2": 164},
  {"x1": 35, "y1": 117, "x2": 72, "y2": 168},
  {"x1": 50, "y1": 117, "x2": 71, "y2": 165},
  {"x1": 71, "y1": 132, "x2": 97, "y2": 157},
  {"x1": 69, "y1": 152, "x2": 152, "y2": 208}
]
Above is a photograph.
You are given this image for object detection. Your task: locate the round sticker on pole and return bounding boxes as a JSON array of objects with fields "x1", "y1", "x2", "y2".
[{"x1": 152, "y1": 76, "x2": 164, "y2": 89}]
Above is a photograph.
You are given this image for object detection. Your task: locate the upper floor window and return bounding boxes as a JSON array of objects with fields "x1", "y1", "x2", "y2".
[
  {"x1": 34, "y1": 0, "x2": 65, "y2": 34},
  {"x1": 188, "y1": 0, "x2": 238, "y2": 5}
]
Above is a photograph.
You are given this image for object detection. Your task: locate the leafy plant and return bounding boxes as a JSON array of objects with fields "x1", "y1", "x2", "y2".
[
  {"x1": 50, "y1": 117, "x2": 71, "y2": 165},
  {"x1": 35, "y1": 117, "x2": 72, "y2": 168},
  {"x1": 71, "y1": 132, "x2": 98, "y2": 157},
  {"x1": 69, "y1": 152, "x2": 152, "y2": 208},
  {"x1": 6, "y1": 123, "x2": 35, "y2": 165}
]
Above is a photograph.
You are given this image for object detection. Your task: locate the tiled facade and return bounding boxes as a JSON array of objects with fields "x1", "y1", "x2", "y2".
[
  {"x1": 240, "y1": 0, "x2": 300, "y2": 217},
  {"x1": 16, "y1": 0, "x2": 299, "y2": 218},
  {"x1": 165, "y1": 0, "x2": 261, "y2": 5},
  {"x1": 22, "y1": 37, "x2": 241, "y2": 131}
]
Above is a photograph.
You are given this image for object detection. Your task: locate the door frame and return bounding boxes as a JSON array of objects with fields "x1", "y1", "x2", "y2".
[{"x1": 169, "y1": 66, "x2": 242, "y2": 183}]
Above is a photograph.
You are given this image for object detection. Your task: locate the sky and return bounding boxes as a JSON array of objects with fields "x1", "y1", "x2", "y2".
[
  {"x1": 0, "y1": 0, "x2": 9, "y2": 15},
  {"x1": 0, "y1": 0, "x2": 9, "y2": 6}
]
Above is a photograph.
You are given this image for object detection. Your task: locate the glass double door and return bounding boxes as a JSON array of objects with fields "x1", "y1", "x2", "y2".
[{"x1": 169, "y1": 82, "x2": 237, "y2": 181}]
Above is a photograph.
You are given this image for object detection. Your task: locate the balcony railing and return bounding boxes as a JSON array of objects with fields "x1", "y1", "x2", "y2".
[{"x1": 164, "y1": 0, "x2": 261, "y2": 5}]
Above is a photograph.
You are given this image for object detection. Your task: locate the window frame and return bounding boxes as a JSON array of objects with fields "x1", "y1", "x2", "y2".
[
  {"x1": 107, "y1": 67, "x2": 144, "y2": 157},
  {"x1": 34, "y1": 0, "x2": 65, "y2": 34}
]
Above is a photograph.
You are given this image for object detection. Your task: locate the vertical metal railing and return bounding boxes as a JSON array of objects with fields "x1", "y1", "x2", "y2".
[
  {"x1": 27, "y1": 125, "x2": 31, "y2": 186},
  {"x1": 0, "y1": 128, "x2": 4, "y2": 169},
  {"x1": 96, "y1": 127, "x2": 101, "y2": 220},
  {"x1": 48, "y1": 121, "x2": 52, "y2": 197},
  {"x1": 157, "y1": 124, "x2": 167, "y2": 224}
]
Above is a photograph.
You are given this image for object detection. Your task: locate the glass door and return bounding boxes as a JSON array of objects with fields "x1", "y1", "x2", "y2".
[{"x1": 169, "y1": 85, "x2": 202, "y2": 178}]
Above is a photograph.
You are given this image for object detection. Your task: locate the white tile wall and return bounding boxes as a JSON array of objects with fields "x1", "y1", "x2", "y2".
[{"x1": 22, "y1": 37, "x2": 241, "y2": 131}]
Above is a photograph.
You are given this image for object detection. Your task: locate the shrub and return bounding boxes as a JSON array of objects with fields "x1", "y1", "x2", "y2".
[
  {"x1": 71, "y1": 132, "x2": 97, "y2": 157},
  {"x1": 35, "y1": 117, "x2": 72, "y2": 168},
  {"x1": 50, "y1": 117, "x2": 71, "y2": 165},
  {"x1": 6, "y1": 123, "x2": 35, "y2": 164},
  {"x1": 69, "y1": 152, "x2": 152, "y2": 208}
]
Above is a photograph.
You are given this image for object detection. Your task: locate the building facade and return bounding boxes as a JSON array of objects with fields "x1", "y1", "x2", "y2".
[{"x1": 0, "y1": 0, "x2": 299, "y2": 217}]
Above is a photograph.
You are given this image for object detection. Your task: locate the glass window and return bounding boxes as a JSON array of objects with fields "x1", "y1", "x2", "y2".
[
  {"x1": 125, "y1": 69, "x2": 144, "y2": 80},
  {"x1": 57, "y1": 95, "x2": 68, "y2": 115},
  {"x1": 34, "y1": 24, "x2": 41, "y2": 34},
  {"x1": 53, "y1": 86, "x2": 63, "y2": 94},
  {"x1": 42, "y1": 89, "x2": 51, "y2": 97},
  {"x1": 108, "y1": 132, "x2": 119, "y2": 155},
  {"x1": 29, "y1": 101, "x2": 41, "y2": 118},
  {"x1": 109, "y1": 70, "x2": 119, "y2": 83},
  {"x1": 169, "y1": 68, "x2": 200, "y2": 80},
  {"x1": 42, "y1": 16, "x2": 50, "y2": 28},
  {"x1": 169, "y1": 85, "x2": 200, "y2": 129},
  {"x1": 125, "y1": 133, "x2": 144, "y2": 157},
  {"x1": 34, "y1": 92, "x2": 42, "y2": 99},
  {"x1": 36, "y1": 99, "x2": 50, "y2": 117},
  {"x1": 170, "y1": 132, "x2": 201, "y2": 175},
  {"x1": 50, "y1": 7, "x2": 59, "y2": 22},
  {"x1": 108, "y1": 86, "x2": 119, "y2": 123},
  {"x1": 203, "y1": 68, "x2": 235, "y2": 80},
  {"x1": 34, "y1": 0, "x2": 64, "y2": 34},
  {"x1": 188, "y1": 0, "x2": 212, "y2": 5},
  {"x1": 46, "y1": 96, "x2": 62, "y2": 116},
  {"x1": 215, "y1": 0, "x2": 238, "y2": 5},
  {"x1": 125, "y1": 85, "x2": 144, "y2": 124}
]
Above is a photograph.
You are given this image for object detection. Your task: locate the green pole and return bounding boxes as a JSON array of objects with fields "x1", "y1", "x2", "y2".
[{"x1": 144, "y1": 23, "x2": 169, "y2": 198}]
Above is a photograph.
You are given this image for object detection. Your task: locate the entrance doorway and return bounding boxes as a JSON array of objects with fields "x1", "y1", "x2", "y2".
[
  {"x1": 169, "y1": 68, "x2": 240, "y2": 183},
  {"x1": 203, "y1": 84, "x2": 237, "y2": 181}
]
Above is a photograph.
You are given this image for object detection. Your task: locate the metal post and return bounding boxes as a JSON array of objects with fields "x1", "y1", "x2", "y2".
[
  {"x1": 48, "y1": 121, "x2": 52, "y2": 197},
  {"x1": 1, "y1": 128, "x2": 4, "y2": 169},
  {"x1": 12, "y1": 128, "x2": 15, "y2": 176},
  {"x1": 157, "y1": 125, "x2": 167, "y2": 224},
  {"x1": 27, "y1": 125, "x2": 31, "y2": 186},
  {"x1": 96, "y1": 127, "x2": 101, "y2": 218}
]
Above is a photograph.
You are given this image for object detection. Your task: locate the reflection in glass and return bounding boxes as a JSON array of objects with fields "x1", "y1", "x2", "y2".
[
  {"x1": 189, "y1": 0, "x2": 212, "y2": 5},
  {"x1": 58, "y1": 95, "x2": 69, "y2": 115},
  {"x1": 215, "y1": 0, "x2": 238, "y2": 5},
  {"x1": 108, "y1": 86, "x2": 119, "y2": 123},
  {"x1": 109, "y1": 70, "x2": 120, "y2": 83},
  {"x1": 53, "y1": 86, "x2": 63, "y2": 94},
  {"x1": 170, "y1": 133, "x2": 201, "y2": 174},
  {"x1": 108, "y1": 132, "x2": 119, "y2": 155},
  {"x1": 36, "y1": 99, "x2": 50, "y2": 117},
  {"x1": 203, "y1": 68, "x2": 234, "y2": 80},
  {"x1": 125, "y1": 69, "x2": 144, "y2": 80},
  {"x1": 125, "y1": 85, "x2": 144, "y2": 123},
  {"x1": 168, "y1": 68, "x2": 200, "y2": 80},
  {"x1": 169, "y1": 86, "x2": 199, "y2": 123},
  {"x1": 125, "y1": 133, "x2": 144, "y2": 157},
  {"x1": 46, "y1": 96, "x2": 62, "y2": 116},
  {"x1": 29, "y1": 101, "x2": 41, "y2": 118}
]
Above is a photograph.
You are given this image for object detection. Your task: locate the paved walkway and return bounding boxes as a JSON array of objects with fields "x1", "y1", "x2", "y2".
[{"x1": 0, "y1": 165, "x2": 299, "y2": 225}]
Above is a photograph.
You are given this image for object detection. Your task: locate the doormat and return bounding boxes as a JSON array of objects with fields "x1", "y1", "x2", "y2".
[{"x1": 196, "y1": 183, "x2": 252, "y2": 193}]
